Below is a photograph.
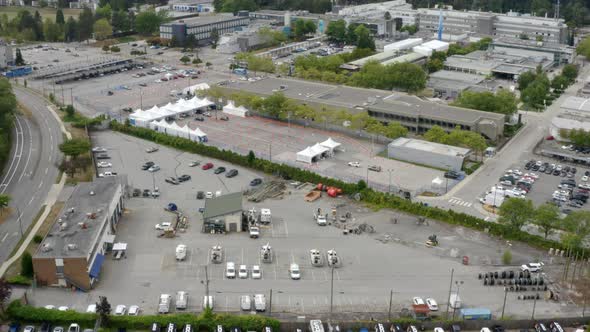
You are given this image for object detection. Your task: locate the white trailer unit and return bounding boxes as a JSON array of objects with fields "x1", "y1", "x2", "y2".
[
  {"x1": 449, "y1": 293, "x2": 461, "y2": 309},
  {"x1": 158, "y1": 294, "x2": 172, "y2": 314},
  {"x1": 254, "y1": 294, "x2": 266, "y2": 312},
  {"x1": 260, "y1": 208, "x2": 272, "y2": 224}
]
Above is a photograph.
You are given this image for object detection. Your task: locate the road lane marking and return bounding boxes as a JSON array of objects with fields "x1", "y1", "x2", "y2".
[
  {"x1": 18, "y1": 117, "x2": 33, "y2": 182},
  {"x1": 38, "y1": 181, "x2": 43, "y2": 189},
  {"x1": 0, "y1": 116, "x2": 23, "y2": 193},
  {"x1": 1, "y1": 233, "x2": 8, "y2": 243},
  {"x1": 45, "y1": 168, "x2": 48, "y2": 175}
]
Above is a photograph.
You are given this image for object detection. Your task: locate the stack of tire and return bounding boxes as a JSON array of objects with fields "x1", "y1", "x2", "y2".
[{"x1": 478, "y1": 271, "x2": 547, "y2": 294}]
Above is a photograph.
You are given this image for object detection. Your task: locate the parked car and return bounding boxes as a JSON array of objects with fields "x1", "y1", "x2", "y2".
[
  {"x1": 189, "y1": 161, "x2": 200, "y2": 167},
  {"x1": 24, "y1": 326, "x2": 36, "y2": 332},
  {"x1": 146, "y1": 147, "x2": 159, "y2": 153},
  {"x1": 96, "y1": 153, "x2": 110, "y2": 159},
  {"x1": 196, "y1": 191, "x2": 205, "y2": 199},
  {"x1": 86, "y1": 304, "x2": 96, "y2": 313},
  {"x1": 202, "y1": 163, "x2": 214, "y2": 170},
  {"x1": 289, "y1": 263, "x2": 301, "y2": 280},
  {"x1": 115, "y1": 305, "x2": 127, "y2": 315},
  {"x1": 165, "y1": 177, "x2": 179, "y2": 185},
  {"x1": 521, "y1": 262, "x2": 544, "y2": 272},
  {"x1": 97, "y1": 161, "x2": 112, "y2": 168},
  {"x1": 214, "y1": 166, "x2": 226, "y2": 174},
  {"x1": 444, "y1": 171, "x2": 460, "y2": 179},
  {"x1": 220, "y1": 115, "x2": 229, "y2": 121},
  {"x1": 368, "y1": 165, "x2": 382, "y2": 172},
  {"x1": 92, "y1": 147, "x2": 107, "y2": 153},
  {"x1": 412, "y1": 297, "x2": 425, "y2": 306},
  {"x1": 347, "y1": 161, "x2": 361, "y2": 168},
  {"x1": 226, "y1": 169, "x2": 238, "y2": 178},
  {"x1": 141, "y1": 161, "x2": 155, "y2": 170},
  {"x1": 195, "y1": 115, "x2": 205, "y2": 121},
  {"x1": 67, "y1": 324, "x2": 80, "y2": 332},
  {"x1": 155, "y1": 222, "x2": 172, "y2": 230},
  {"x1": 226, "y1": 262, "x2": 236, "y2": 278},
  {"x1": 252, "y1": 265, "x2": 262, "y2": 279},
  {"x1": 238, "y1": 265, "x2": 248, "y2": 279},
  {"x1": 128, "y1": 305, "x2": 140, "y2": 316},
  {"x1": 250, "y1": 178, "x2": 262, "y2": 186},
  {"x1": 425, "y1": 298, "x2": 438, "y2": 311},
  {"x1": 178, "y1": 174, "x2": 191, "y2": 182},
  {"x1": 148, "y1": 165, "x2": 160, "y2": 172}
]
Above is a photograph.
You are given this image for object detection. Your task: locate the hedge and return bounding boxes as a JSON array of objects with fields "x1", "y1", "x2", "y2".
[
  {"x1": 7, "y1": 302, "x2": 280, "y2": 331},
  {"x1": 110, "y1": 122, "x2": 586, "y2": 257}
]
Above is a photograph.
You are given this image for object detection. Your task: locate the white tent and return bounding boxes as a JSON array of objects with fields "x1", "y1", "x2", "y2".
[
  {"x1": 319, "y1": 137, "x2": 341, "y2": 153},
  {"x1": 296, "y1": 147, "x2": 317, "y2": 164},
  {"x1": 182, "y1": 83, "x2": 210, "y2": 95},
  {"x1": 192, "y1": 127, "x2": 208, "y2": 142},
  {"x1": 223, "y1": 101, "x2": 249, "y2": 117},
  {"x1": 310, "y1": 143, "x2": 329, "y2": 157}
]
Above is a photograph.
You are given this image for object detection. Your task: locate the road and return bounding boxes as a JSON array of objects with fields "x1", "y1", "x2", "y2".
[
  {"x1": 418, "y1": 61, "x2": 590, "y2": 220},
  {"x1": 0, "y1": 86, "x2": 63, "y2": 264}
]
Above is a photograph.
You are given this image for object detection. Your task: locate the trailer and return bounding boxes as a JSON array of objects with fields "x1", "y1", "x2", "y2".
[
  {"x1": 158, "y1": 294, "x2": 172, "y2": 314},
  {"x1": 260, "y1": 208, "x2": 272, "y2": 224},
  {"x1": 459, "y1": 308, "x2": 491, "y2": 320},
  {"x1": 449, "y1": 293, "x2": 461, "y2": 309},
  {"x1": 260, "y1": 243, "x2": 273, "y2": 263}
]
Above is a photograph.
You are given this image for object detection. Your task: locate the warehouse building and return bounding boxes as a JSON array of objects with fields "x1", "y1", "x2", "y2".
[
  {"x1": 160, "y1": 15, "x2": 250, "y2": 44},
  {"x1": 202, "y1": 192, "x2": 243, "y2": 233},
  {"x1": 417, "y1": 8, "x2": 568, "y2": 44},
  {"x1": 219, "y1": 77, "x2": 505, "y2": 141},
  {"x1": 0, "y1": 40, "x2": 14, "y2": 69},
  {"x1": 427, "y1": 70, "x2": 487, "y2": 99},
  {"x1": 387, "y1": 137, "x2": 470, "y2": 171},
  {"x1": 32, "y1": 176, "x2": 125, "y2": 291}
]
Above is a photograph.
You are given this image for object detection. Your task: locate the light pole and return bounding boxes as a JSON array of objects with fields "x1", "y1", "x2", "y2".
[
  {"x1": 329, "y1": 266, "x2": 335, "y2": 319},
  {"x1": 452, "y1": 280, "x2": 464, "y2": 319},
  {"x1": 139, "y1": 87, "x2": 143, "y2": 110},
  {"x1": 445, "y1": 268, "x2": 454, "y2": 316},
  {"x1": 501, "y1": 286, "x2": 508, "y2": 319},
  {"x1": 200, "y1": 265, "x2": 210, "y2": 309}
]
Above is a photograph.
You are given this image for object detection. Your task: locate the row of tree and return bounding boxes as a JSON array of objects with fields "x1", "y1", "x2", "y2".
[
  {"x1": 499, "y1": 198, "x2": 590, "y2": 248},
  {"x1": 0, "y1": 79, "x2": 16, "y2": 176},
  {"x1": 452, "y1": 90, "x2": 518, "y2": 116},
  {"x1": 213, "y1": 0, "x2": 331, "y2": 14},
  {"x1": 325, "y1": 20, "x2": 376, "y2": 50},
  {"x1": 423, "y1": 125, "x2": 488, "y2": 157},
  {"x1": 560, "y1": 128, "x2": 590, "y2": 148},
  {"x1": 518, "y1": 64, "x2": 578, "y2": 110}
]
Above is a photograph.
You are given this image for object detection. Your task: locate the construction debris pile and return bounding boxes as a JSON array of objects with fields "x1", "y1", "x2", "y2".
[{"x1": 246, "y1": 181, "x2": 287, "y2": 202}]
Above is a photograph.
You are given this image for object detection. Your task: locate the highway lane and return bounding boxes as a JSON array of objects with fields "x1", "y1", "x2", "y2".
[{"x1": 0, "y1": 86, "x2": 63, "y2": 264}]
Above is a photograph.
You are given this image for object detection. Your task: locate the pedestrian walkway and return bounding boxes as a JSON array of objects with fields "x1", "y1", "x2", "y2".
[{"x1": 448, "y1": 197, "x2": 472, "y2": 207}]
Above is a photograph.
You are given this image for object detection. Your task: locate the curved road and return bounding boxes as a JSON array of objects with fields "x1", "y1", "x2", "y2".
[{"x1": 0, "y1": 86, "x2": 63, "y2": 264}]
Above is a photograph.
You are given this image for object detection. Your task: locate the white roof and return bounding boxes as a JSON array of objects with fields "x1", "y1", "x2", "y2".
[
  {"x1": 421, "y1": 40, "x2": 449, "y2": 51},
  {"x1": 310, "y1": 143, "x2": 329, "y2": 155},
  {"x1": 193, "y1": 127, "x2": 207, "y2": 137},
  {"x1": 320, "y1": 137, "x2": 341, "y2": 149},
  {"x1": 297, "y1": 146, "x2": 316, "y2": 157},
  {"x1": 113, "y1": 242, "x2": 127, "y2": 251}
]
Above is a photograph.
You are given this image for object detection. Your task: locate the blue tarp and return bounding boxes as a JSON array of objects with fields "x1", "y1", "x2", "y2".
[{"x1": 89, "y1": 253, "x2": 105, "y2": 279}]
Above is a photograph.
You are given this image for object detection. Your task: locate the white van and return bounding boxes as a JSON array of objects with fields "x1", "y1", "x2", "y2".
[
  {"x1": 309, "y1": 320, "x2": 324, "y2": 332},
  {"x1": 254, "y1": 294, "x2": 266, "y2": 312},
  {"x1": 240, "y1": 295, "x2": 251, "y2": 311},
  {"x1": 176, "y1": 291, "x2": 188, "y2": 310},
  {"x1": 226, "y1": 262, "x2": 236, "y2": 278},
  {"x1": 260, "y1": 208, "x2": 272, "y2": 224}
]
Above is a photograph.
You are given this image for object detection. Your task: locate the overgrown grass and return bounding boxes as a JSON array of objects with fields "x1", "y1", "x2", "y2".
[{"x1": 0, "y1": 6, "x2": 81, "y2": 20}]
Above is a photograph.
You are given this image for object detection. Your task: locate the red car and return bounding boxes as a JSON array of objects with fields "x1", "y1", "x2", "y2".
[{"x1": 202, "y1": 162, "x2": 214, "y2": 170}]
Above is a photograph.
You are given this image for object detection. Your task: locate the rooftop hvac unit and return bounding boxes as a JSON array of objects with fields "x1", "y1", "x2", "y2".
[
  {"x1": 67, "y1": 243, "x2": 78, "y2": 250},
  {"x1": 41, "y1": 243, "x2": 52, "y2": 252}
]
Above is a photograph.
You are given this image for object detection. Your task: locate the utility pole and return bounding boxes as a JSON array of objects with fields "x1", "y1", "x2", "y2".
[
  {"x1": 269, "y1": 142, "x2": 272, "y2": 162},
  {"x1": 445, "y1": 268, "x2": 454, "y2": 317},
  {"x1": 388, "y1": 289, "x2": 393, "y2": 320},
  {"x1": 583, "y1": 295, "x2": 587, "y2": 317},
  {"x1": 70, "y1": 88, "x2": 73, "y2": 106},
  {"x1": 501, "y1": 287, "x2": 508, "y2": 319},
  {"x1": 61, "y1": 85, "x2": 64, "y2": 105},
  {"x1": 330, "y1": 267, "x2": 334, "y2": 319},
  {"x1": 531, "y1": 296, "x2": 537, "y2": 320}
]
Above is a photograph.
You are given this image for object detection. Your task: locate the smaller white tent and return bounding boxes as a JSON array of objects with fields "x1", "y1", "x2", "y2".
[
  {"x1": 319, "y1": 137, "x2": 341, "y2": 153},
  {"x1": 182, "y1": 83, "x2": 210, "y2": 95},
  {"x1": 311, "y1": 143, "x2": 329, "y2": 157},
  {"x1": 296, "y1": 147, "x2": 316, "y2": 164},
  {"x1": 192, "y1": 127, "x2": 208, "y2": 142},
  {"x1": 223, "y1": 101, "x2": 249, "y2": 117}
]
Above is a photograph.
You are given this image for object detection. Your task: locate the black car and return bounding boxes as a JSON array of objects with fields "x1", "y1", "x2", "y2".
[
  {"x1": 586, "y1": 171, "x2": 590, "y2": 176},
  {"x1": 225, "y1": 169, "x2": 238, "y2": 178},
  {"x1": 196, "y1": 191, "x2": 204, "y2": 199},
  {"x1": 444, "y1": 171, "x2": 460, "y2": 179},
  {"x1": 178, "y1": 174, "x2": 191, "y2": 182},
  {"x1": 165, "y1": 177, "x2": 179, "y2": 185},
  {"x1": 492, "y1": 325, "x2": 505, "y2": 332},
  {"x1": 553, "y1": 169, "x2": 560, "y2": 176},
  {"x1": 534, "y1": 323, "x2": 548, "y2": 332},
  {"x1": 142, "y1": 189, "x2": 151, "y2": 197},
  {"x1": 532, "y1": 165, "x2": 540, "y2": 171},
  {"x1": 40, "y1": 323, "x2": 51, "y2": 332},
  {"x1": 572, "y1": 167, "x2": 577, "y2": 174},
  {"x1": 250, "y1": 178, "x2": 262, "y2": 186},
  {"x1": 195, "y1": 116, "x2": 205, "y2": 122},
  {"x1": 549, "y1": 322, "x2": 563, "y2": 332},
  {"x1": 142, "y1": 161, "x2": 155, "y2": 170},
  {"x1": 214, "y1": 167, "x2": 226, "y2": 174},
  {"x1": 96, "y1": 153, "x2": 110, "y2": 159},
  {"x1": 132, "y1": 188, "x2": 141, "y2": 197}
]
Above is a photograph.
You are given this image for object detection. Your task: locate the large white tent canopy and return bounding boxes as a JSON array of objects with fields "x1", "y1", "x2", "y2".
[
  {"x1": 150, "y1": 119, "x2": 208, "y2": 142},
  {"x1": 223, "y1": 101, "x2": 249, "y2": 117},
  {"x1": 129, "y1": 97, "x2": 215, "y2": 128},
  {"x1": 319, "y1": 137, "x2": 341, "y2": 153},
  {"x1": 296, "y1": 147, "x2": 316, "y2": 164}
]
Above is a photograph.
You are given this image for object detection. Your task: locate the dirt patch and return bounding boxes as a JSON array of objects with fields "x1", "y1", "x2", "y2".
[
  {"x1": 17, "y1": 103, "x2": 33, "y2": 119},
  {"x1": 0, "y1": 207, "x2": 14, "y2": 225}
]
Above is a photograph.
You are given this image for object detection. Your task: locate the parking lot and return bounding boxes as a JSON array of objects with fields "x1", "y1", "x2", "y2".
[
  {"x1": 23, "y1": 131, "x2": 574, "y2": 319},
  {"x1": 173, "y1": 113, "x2": 455, "y2": 195}
]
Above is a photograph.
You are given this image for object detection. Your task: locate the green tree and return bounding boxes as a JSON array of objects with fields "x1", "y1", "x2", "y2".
[
  {"x1": 562, "y1": 64, "x2": 578, "y2": 83},
  {"x1": 0, "y1": 278, "x2": 12, "y2": 312},
  {"x1": 111, "y1": 10, "x2": 130, "y2": 32},
  {"x1": 20, "y1": 252, "x2": 33, "y2": 278},
  {"x1": 55, "y1": 9, "x2": 65, "y2": 25},
  {"x1": 345, "y1": 23, "x2": 358, "y2": 45},
  {"x1": 531, "y1": 0, "x2": 551, "y2": 16},
  {"x1": 96, "y1": 296, "x2": 111, "y2": 326},
  {"x1": 534, "y1": 203, "x2": 560, "y2": 239},
  {"x1": 400, "y1": 24, "x2": 417, "y2": 35},
  {"x1": 576, "y1": 37, "x2": 590, "y2": 60},
  {"x1": 78, "y1": 6, "x2": 94, "y2": 42},
  {"x1": 64, "y1": 16, "x2": 78, "y2": 42},
  {"x1": 424, "y1": 125, "x2": 448, "y2": 143},
  {"x1": 102, "y1": 44, "x2": 110, "y2": 53},
  {"x1": 521, "y1": 80, "x2": 549, "y2": 109},
  {"x1": 383, "y1": 121, "x2": 408, "y2": 139},
  {"x1": 110, "y1": 45, "x2": 120, "y2": 52},
  {"x1": 59, "y1": 138, "x2": 91, "y2": 159},
  {"x1": 95, "y1": 4, "x2": 112, "y2": 20},
  {"x1": 502, "y1": 249, "x2": 512, "y2": 265},
  {"x1": 210, "y1": 27, "x2": 219, "y2": 49},
  {"x1": 453, "y1": 90, "x2": 518, "y2": 116},
  {"x1": 498, "y1": 197, "x2": 534, "y2": 230},
  {"x1": 93, "y1": 18, "x2": 112, "y2": 40},
  {"x1": 261, "y1": 92, "x2": 288, "y2": 118},
  {"x1": 185, "y1": 33, "x2": 197, "y2": 51},
  {"x1": 180, "y1": 55, "x2": 191, "y2": 64},
  {"x1": 135, "y1": 9, "x2": 168, "y2": 35},
  {"x1": 247, "y1": 150, "x2": 255, "y2": 165},
  {"x1": 325, "y1": 19, "x2": 346, "y2": 44},
  {"x1": 0, "y1": 194, "x2": 10, "y2": 215},
  {"x1": 354, "y1": 24, "x2": 375, "y2": 51},
  {"x1": 15, "y1": 49, "x2": 24, "y2": 66},
  {"x1": 43, "y1": 18, "x2": 62, "y2": 42},
  {"x1": 518, "y1": 71, "x2": 537, "y2": 91}
]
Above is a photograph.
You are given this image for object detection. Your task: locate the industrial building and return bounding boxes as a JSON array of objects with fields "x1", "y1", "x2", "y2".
[
  {"x1": 32, "y1": 176, "x2": 125, "y2": 291},
  {"x1": 219, "y1": 77, "x2": 505, "y2": 141},
  {"x1": 491, "y1": 37, "x2": 575, "y2": 65},
  {"x1": 427, "y1": 70, "x2": 488, "y2": 99},
  {"x1": 160, "y1": 15, "x2": 250, "y2": 44},
  {"x1": 387, "y1": 137, "x2": 470, "y2": 171},
  {"x1": 417, "y1": 8, "x2": 568, "y2": 44},
  {"x1": 549, "y1": 96, "x2": 590, "y2": 141},
  {"x1": 444, "y1": 50, "x2": 553, "y2": 78},
  {"x1": 0, "y1": 40, "x2": 14, "y2": 69},
  {"x1": 170, "y1": 1, "x2": 214, "y2": 13},
  {"x1": 202, "y1": 192, "x2": 243, "y2": 233}
]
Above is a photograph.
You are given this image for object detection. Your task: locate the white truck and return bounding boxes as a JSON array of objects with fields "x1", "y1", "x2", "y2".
[
  {"x1": 158, "y1": 294, "x2": 172, "y2": 314},
  {"x1": 254, "y1": 294, "x2": 266, "y2": 312},
  {"x1": 176, "y1": 291, "x2": 188, "y2": 310},
  {"x1": 175, "y1": 244, "x2": 187, "y2": 261},
  {"x1": 260, "y1": 209, "x2": 272, "y2": 224},
  {"x1": 449, "y1": 293, "x2": 461, "y2": 309}
]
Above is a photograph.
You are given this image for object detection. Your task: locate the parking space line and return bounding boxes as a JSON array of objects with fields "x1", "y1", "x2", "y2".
[
  {"x1": 323, "y1": 270, "x2": 328, "y2": 281},
  {"x1": 241, "y1": 248, "x2": 244, "y2": 265},
  {"x1": 300, "y1": 298, "x2": 305, "y2": 313},
  {"x1": 283, "y1": 218, "x2": 289, "y2": 238},
  {"x1": 273, "y1": 266, "x2": 277, "y2": 280},
  {"x1": 204, "y1": 248, "x2": 210, "y2": 266},
  {"x1": 335, "y1": 269, "x2": 341, "y2": 281},
  {"x1": 311, "y1": 270, "x2": 316, "y2": 281}
]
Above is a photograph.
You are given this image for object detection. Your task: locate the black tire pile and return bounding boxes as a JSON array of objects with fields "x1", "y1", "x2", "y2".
[{"x1": 478, "y1": 271, "x2": 547, "y2": 300}]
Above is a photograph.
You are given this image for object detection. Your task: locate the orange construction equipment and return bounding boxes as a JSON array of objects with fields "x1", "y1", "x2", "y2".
[{"x1": 304, "y1": 190, "x2": 321, "y2": 202}]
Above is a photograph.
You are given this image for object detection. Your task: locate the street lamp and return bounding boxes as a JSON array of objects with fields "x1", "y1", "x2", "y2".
[
  {"x1": 387, "y1": 169, "x2": 394, "y2": 193},
  {"x1": 200, "y1": 265, "x2": 210, "y2": 309},
  {"x1": 451, "y1": 280, "x2": 464, "y2": 319}
]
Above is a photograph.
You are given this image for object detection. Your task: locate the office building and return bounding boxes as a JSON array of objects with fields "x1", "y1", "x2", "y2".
[
  {"x1": 387, "y1": 137, "x2": 470, "y2": 171},
  {"x1": 160, "y1": 15, "x2": 250, "y2": 44},
  {"x1": 32, "y1": 176, "x2": 125, "y2": 291},
  {"x1": 220, "y1": 77, "x2": 505, "y2": 141}
]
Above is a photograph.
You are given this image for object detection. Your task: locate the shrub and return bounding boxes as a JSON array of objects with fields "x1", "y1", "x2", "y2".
[
  {"x1": 20, "y1": 252, "x2": 33, "y2": 278},
  {"x1": 33, "y1": 235, "x2": 43, "y2": 244}
]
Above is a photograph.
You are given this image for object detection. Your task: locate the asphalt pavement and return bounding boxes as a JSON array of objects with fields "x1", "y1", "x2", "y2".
[{"x1": 0, "y1": 86, "x2": 63, "y2": 264}]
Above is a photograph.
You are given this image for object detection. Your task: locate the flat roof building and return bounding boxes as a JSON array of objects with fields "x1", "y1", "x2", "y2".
[
  {"x1": 32, "y1": 176, "x2": 125, "y2": 291},
  {"x1": 202, "y1": 192, "x2": 243, "y2": 233},
  {"x1": 444, "y1": 49, "x2": 553, "y2": 78},
  {"x1": 427, "y1": 70, "x2": 486, "y2": 99},
  {"x1": 387, "y1": 137, "x2": 470, "y2": 171},
  {"x1": 219, "y1": 77, "x2": 505, "y2": 140},
  {"x1": 160, "y1": 15, "x2": 249, "y2": 44},
  {"x1": 0, "y1": 40, "x2": 14, "y2": 69}
]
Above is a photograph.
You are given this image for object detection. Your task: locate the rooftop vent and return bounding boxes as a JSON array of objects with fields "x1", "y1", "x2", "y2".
[
  {"x1": 41, "y1": 243, "x2": 52, "y2": 252},
  {"x1": 67, "y1": 243, "x2": 78, "y2": 250},
  {"x1": 89, "y1": 190, "x2": 95, "y2": 196}
]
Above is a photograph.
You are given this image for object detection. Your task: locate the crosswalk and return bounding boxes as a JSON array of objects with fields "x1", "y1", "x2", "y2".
[{"x1": 448, "y1": 197, "x2": 473, "y2": 207}]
